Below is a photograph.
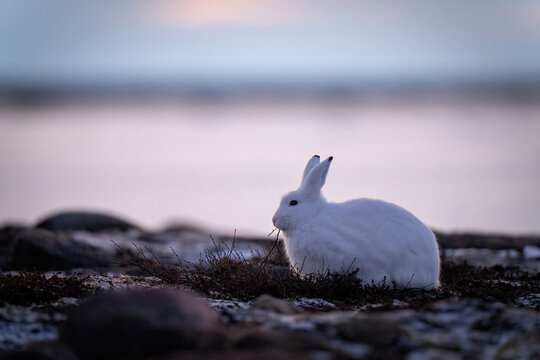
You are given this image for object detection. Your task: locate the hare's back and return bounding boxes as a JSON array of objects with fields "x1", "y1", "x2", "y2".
[
  {"x1": 337, "y1": 198, "x2": 423, "y2": 225},
  {"x1": 333, "y1": 198, "x2": 434, "y2": 242}
]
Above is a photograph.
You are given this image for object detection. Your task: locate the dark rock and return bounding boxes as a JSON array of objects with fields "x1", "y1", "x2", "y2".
[
  {"x1": 154, "y1": 349, "x2": 302, "y2": 360},
  {"x1": 0, "y1": 225, "x2": 27, "y2": 269},
  {"x1": 60, "y1": 289, "x2": 226, "y2": 359},
  {"x1": 0, "y1": 342, "x2": 79, "y2": 360},
  {"x1": 230, "y1": 329, "x2": 321, "y2": 356},
  {"x1": 495, "y1": 334, "x2": 540, "y2": 360},
  {"x1": 0, "y1": 224, "x2": 28, "y2": 245},
  {"x1": 334, "y1": 317, "x2": 407, "y2": 348},
  {"x1": 230, "y1": 328, "x2": 370, "y2": 359},
  {"x1": 434, "y1": 231, "x2": 540, "y2": 250},
  {"x1": 394, "y1": 300, "x2": 540, "y2": 358},
  {"x1": 251, "y1": 294, "x2": 303, "y2": 315},
  {"x1": 36, "y1": 211, "x2": 139, "y2": 232},
  {"x1": 10, "y1": 228, "x2": 113, "y2": 270}
]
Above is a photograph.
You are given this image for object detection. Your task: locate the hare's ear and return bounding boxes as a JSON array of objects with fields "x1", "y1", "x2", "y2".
[
  {"x1": 302, "y1": 156, "x2": 333, "y2": 193},
  {"x1": 301, "y1": 155, "x2": 320, "y2": 186}
]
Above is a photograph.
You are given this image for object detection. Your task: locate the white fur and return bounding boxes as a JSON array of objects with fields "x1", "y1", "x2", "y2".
[{"x1": 272, "y1": 155, "x2": 440, "y2": 289}]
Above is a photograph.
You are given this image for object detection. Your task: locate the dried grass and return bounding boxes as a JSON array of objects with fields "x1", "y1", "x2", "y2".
[
  {"x1": 121, "y1": 236, "x2": 539, "y2": 310},
  {"x1": 0, "y1": 272, "x2": 91, "y2": 306}
]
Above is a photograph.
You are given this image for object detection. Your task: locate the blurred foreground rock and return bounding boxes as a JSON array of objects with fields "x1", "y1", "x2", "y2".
[
  {"x1": 60, "y1": 289, "x2": 226, "y2": 359},
  {"x1": 1, "y1": 342, "x2": 78, "y2": 360}
]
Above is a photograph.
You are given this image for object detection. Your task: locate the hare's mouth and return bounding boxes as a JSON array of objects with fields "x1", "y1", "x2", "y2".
[{"x1": 273, "y1": 216, "x2": 291, "y2": 230}]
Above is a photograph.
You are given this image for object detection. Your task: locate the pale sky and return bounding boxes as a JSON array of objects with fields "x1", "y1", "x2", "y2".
[{"x1": 1, "y1": 0, "x2": 540, "y2": 87}]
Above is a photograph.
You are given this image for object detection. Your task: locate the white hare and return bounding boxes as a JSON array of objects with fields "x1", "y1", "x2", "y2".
[{"x1": 272, "y1": 155, "x2": 440, "y2": 289}]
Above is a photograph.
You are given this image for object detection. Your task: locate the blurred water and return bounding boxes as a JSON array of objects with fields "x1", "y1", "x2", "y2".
[{"x1": 1, "y1": 98, "x2": 539, "y2": 235}]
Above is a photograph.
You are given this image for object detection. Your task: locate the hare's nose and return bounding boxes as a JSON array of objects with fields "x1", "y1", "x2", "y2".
[{"x1": 272, "y1": 215, "x2": 276, "y2": 225}]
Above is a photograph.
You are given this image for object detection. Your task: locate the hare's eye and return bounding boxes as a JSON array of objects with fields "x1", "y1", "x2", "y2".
[{"x1": 289, "y1": 200, "x2": 298, "y2": 206}]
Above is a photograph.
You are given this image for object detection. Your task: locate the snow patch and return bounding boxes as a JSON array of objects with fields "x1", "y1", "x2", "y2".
[
  {"x1": 294, "y1": 298, "x2": 336, "y2": 308},
  {"x1": 523, "y1": 245, "x2": 540, "y2": 260},
  {"x1": 207, "y1": 298, "x2": 252, "y2": 311}
]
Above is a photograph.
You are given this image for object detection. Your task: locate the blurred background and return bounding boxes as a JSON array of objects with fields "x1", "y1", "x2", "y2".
[{"x1": 1, "y1": 0, "x2": 539, "y2": 236}]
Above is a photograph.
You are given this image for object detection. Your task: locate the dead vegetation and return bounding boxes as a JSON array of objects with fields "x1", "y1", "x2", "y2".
[
  {"x1": 0, "y1": 272, "x2": 91, "y2": 306},
  {"x1": 123, "y1": 237, "x2": 540, "y2": 310}
]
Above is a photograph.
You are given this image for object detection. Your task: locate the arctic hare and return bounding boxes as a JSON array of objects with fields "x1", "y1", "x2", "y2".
[{"x1": 272, "y1": 155, "x2": 440, "y2": 289}]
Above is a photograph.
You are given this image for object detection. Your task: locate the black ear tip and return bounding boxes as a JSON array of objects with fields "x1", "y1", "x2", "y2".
[
  {"x1": 313, "y1": 154, "x2": 320, "y2": 158},
  {"x1": 328, "y1": 156, "x2": 334, "y2": 162}
]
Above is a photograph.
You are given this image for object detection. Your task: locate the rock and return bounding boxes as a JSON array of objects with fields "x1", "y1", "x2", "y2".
[
  {"x1": 251, "y1": 294, "x2": 303, "y2": 315},
  {"x1": 36, "y1": 211, "x2": 138, "y2": 232},
  {"x1": 0, "y1": 225, "x2": 27, "y2": 245},
  {"x1": 10, "y1": 228, "x2": 113, "y2": 270},
  {"x1": 230, "y1": 329, "x2": 321, "y2": 358},
  {"x1": 231, "y1": 327, "x2": 373, "y2": 359},
  {"x1": 434, "y1": 231, "x2": 540, "y2": 250},
  {"x1": 495, "y1": 334, "x2": 540, "y2": 360},
  {"x1": 60, "y1": 289, "x2": 226, "y2": 359},
  {"x1": 0, "y1": 225, "x2": 27, "y2": 269},
  {"x1": 443, "y1": 248, "x2": 522, "y2": 269},
  {"x1": 0, "y1": 304, "x2": 63, "y2": 351},
  {"x1": 394, "y1": 300, "x2": 540, "y2": 359},
  {"x1": 0, "y1": 342, "x2": 79, "y2": 360},
  {"x1": 333, "y1": 317, "x2": 407, "y2": 348},
  {"x1": 153, "y1": 349, "x2": 303, "y2": 360}
]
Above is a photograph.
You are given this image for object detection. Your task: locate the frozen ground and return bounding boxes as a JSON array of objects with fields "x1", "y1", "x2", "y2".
[{"x1": 1, "y1": 246, "x2": 538, "y2": 359}]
